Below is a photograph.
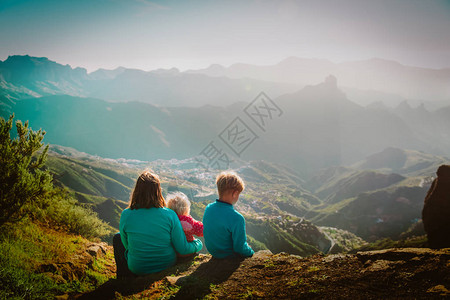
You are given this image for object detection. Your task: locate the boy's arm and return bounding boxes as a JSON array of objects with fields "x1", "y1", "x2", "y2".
[{"x1": 231, "y1": 215, "x2": 254, "y2": 257}]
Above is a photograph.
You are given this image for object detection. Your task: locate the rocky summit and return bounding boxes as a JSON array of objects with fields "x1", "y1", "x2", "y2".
[{"x1": 75, "y1": 247, "x2": 450, "y2": 299}]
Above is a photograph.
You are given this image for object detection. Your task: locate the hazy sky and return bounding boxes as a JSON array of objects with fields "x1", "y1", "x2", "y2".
[{"x1": 1, "y1": 0, "x2": 450, "y2": 72}]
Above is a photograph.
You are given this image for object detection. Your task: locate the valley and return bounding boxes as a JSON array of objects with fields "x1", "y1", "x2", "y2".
[{"x1": 44, "y1": 143, "x2": 443, "y2": 255}]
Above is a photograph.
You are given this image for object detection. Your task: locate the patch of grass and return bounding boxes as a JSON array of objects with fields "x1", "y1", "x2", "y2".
[
  {"x1": 263, "y1": 259, "x2": 275, "y2": 268},
  {"x1": 318, "y1": 274, "x2": 329, "y2": 281},
  {"x1": 287, "y1": 278, "x2": 304, "y2": 287},
  {"x1": 209, "y1": 283, "x2": 220, "y2": 293},
  {"x1": 237, "y1": 287, "x2": 262, "y2": 299},
  {"x1": 352, "y1": 235, "x2": 427, "y2": 253},
  {"x1": 26, "y1": 190, "x2": 114, "y2": 239},
  {"x1": 307, "y1": 266, "x2": 320, "y2": 272},
  {"x1": 0, "y1": 219, "x2": 115, "y2": 298},
  {"x1": 0, "y1": 255, "x2": 57, "y2": 300},
  {"x1": 85, "y1": 258, "x2": 111, "y2": 287},
  {"x1": 0, "y1": 221, "x2": 79, "y2": 267},
  {"x1": 294, "y1": 266, "x2": 303, "y2": 271},
  {"x1": 0, "y1": 221, "x2": 79, "y2": 299}
]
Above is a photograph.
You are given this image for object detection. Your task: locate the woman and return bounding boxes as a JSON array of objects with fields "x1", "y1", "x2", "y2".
[{"x1": 113, "y1": 171, "x2": 202, "y2": 277}]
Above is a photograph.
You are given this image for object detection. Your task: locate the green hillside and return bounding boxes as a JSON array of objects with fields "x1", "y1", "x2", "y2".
[
  {"x1": 308, "y1": 169, "x2": 405, "y2": 205},
  {"x1": 311, "y1": 185, "x2": 427, "y2": 241},
  {"x1": 42, "y1": 142, "x2": 444, "y2": 252},
  {"x1": 351, "y1": 147, "x2": 448, "y2": 177},
  {"x1": 43, "y1": 142, "x2": 443, "y2": 253},
  {"x1": 43, "y1": 145, "x2": 343, "y2": 256},
  {"x1": 304, "y1": 147, "x2": 445, "y2": 242}
]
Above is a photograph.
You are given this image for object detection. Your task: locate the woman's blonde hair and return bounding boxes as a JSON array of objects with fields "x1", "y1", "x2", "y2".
[
  {"x1": 128, "y1": 171, "x2": 165, "y2": 209},
  {"x1": 216, "y1": 171, "x2": 245, "y2": 198},
  {"x1": 166, "y1": 192, "x2": 191, "y2": 216}
]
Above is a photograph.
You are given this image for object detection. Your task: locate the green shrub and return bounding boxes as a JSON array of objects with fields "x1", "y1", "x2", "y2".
[
  {"x1": 0, "y1": 114, "x2": 112, "y2": 239},
  {"x1": 42, "y1": 192, "x2": 112, "y2": 239},
  {"x1": 0, "y1": 114, "x2": 52, "y2": 226}
]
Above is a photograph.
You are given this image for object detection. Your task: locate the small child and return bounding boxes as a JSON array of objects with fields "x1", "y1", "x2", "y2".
[
  {"x1": 166, "y1": 192, "x2": 203, "y2": 242},
  {"x1": 202, "y1": 171, "x2": 254, "y2": 258}
]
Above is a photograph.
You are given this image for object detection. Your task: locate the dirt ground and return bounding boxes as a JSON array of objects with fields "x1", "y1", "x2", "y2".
[{"x1": 76, "y1": 248, "x2": 450, "y2": 299}]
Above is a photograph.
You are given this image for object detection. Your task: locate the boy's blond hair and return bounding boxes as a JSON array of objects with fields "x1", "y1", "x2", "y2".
[
  {"x1": 216, "y1": 171, "x2": 245, "y2": 198},
  {"x1": 166, "y1": 192, "x2": 191, "y2": 216}
]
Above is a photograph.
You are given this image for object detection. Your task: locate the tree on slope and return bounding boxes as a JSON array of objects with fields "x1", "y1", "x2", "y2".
[{"x1": 0, "y1": 114, "x2": 52, "y2": 226}]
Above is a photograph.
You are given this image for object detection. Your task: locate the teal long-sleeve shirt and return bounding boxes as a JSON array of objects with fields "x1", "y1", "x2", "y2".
[
  {"x1": 202, "y1": 200, "x2": 254, "y2": 258},
  {"x1": 119, "y1": 207, "x2": 202, "y2": 275}
]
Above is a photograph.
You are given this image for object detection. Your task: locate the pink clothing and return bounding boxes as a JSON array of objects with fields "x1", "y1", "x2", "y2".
[{"x1": 178, "y1": 215, "x2": 204, "y2": 242}]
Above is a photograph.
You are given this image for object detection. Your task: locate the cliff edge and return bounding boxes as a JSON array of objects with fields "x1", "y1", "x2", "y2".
[{"x1": 76, "y1": 247, "x2": 450, "y2": 299}]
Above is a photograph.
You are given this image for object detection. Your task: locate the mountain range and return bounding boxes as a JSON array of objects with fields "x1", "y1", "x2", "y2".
[
  {"x1": 187, "y1": 56, "x2": 450, "y2": 103},
  {"x1": 1, "y1": 53, "x2": 449, "y2": 246},
  {"x1": 0, "y1": 55, "x2": 299, "y2": 107},
  {"x1": 1, "y1": 55, "x2": 449, "y2": 109},
  {"x1": 4, "y1": 69, "x2": 449, "y2": 177}
]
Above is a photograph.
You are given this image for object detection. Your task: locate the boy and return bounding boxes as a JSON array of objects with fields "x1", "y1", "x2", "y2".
[{"x1": 203, "y1": 171, "x2": 254, "y2": 258}]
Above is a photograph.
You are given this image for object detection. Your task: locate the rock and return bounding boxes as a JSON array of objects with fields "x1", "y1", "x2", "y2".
[
  {"x1": 422, "y1": 164, "x2": 450, "y2": 248},
  {"x1": 39, "y1": 261, "x2": 83, "y2": 281},
  {"x1": 54, "y1": 294, "x2": 69, "y2": 300},
  {"x1": 40, "y1": 263, "x2": 58, "y2": 273},
  {"x1": 76, "y1": 248, "x2": 450, "y2": 299},
  {"x1": 427, "y1": 285, "x2": 450, "y2": 296},
  {"x1": 361, "y1": 260, "x2": 405, "y2": 273},
  {"x1": 166, "y1": 275, "x2": 187, "y2": 286},
  {"x1": 356, "y1": 247, "x2": 450, "y2": 263},
  {"x1": 86, "y1": 243, "x2": 107, "y2": 258},
  {"x1": 252, "y1": 250, "x2": 273, "y2": 260},
  {"x1": 323, "y1": 254, "x2": 348, "y2": 263},
  {"x1": 43, "y1": 272, "x2": 67, "y2": 284}
]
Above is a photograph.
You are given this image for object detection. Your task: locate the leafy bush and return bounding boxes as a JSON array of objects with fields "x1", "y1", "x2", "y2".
[
  {"x1": 0, "y1": 114, "x2": 52, "y2": 226},
  {"x1": 0, "y1": 114, "x2": 112, "y2": 239},
  {"x1": 48, "y1": 193, "x2": 112, "y2": 239}
]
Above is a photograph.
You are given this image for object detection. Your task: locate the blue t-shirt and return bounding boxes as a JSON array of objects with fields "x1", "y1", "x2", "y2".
[
  {"x1": 119, "y1": 207, "x2": 202, "y2": 275},
  {"x1": 203, "y1": 200, "x2": 254, "y2": 258}
]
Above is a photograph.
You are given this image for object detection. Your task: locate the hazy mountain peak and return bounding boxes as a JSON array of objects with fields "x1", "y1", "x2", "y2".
[
  {"x1": 417, "y1": 102, "x2": 428, "y2": 112},
  {"x1": 0, "y1": 54, "x2": 88, "y2": 84},
  {"x1": 150, "y1": 67, "x2": 180, "y2": 76},
  {"x1": 307, "y1": 75, "x2": 340, "y2": 94},
  {"x1": 395, "y1": 100, "x2": 413, "y2": 112},
  {"x1": 365, "y1": 57, "x2": 404, "y2": 67},
  {"x1": 206, "y1": 63, "x2": 226, "y2": 72},
  {"x1": 324, "y1": 74, "x2": 337, "y2": 87},
  {"x1": 366, "y1": 101, "x2": 388, "y2": 110},
  {"x1": 89, "y1": 67, "x2": 127, "y2": 80},
  {"x1": 4, "y1": 54, "x2": 49, "y2": 64}
]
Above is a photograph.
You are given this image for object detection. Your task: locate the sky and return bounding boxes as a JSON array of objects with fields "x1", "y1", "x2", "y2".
[{"x1": 1, "y1": 0, "x2": 450, "y2": 72}]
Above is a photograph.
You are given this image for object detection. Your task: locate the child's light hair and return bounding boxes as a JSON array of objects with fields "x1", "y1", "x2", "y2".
[
  {"x1": 216, "y1": 171, "x2": 245, "y2": 198},
  {"x1": 166, "y1": 192, "x2": 191, "y2": 216}
]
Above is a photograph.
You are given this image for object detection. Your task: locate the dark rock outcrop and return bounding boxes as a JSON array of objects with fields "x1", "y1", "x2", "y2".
[{"x1": 422, "y1": 165, "x2": 450, "y2": 248}]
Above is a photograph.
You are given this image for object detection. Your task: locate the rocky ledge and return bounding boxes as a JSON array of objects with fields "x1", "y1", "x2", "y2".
[{"x1": 77, "y1": 247, "x2": 450, "y2": 299}]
